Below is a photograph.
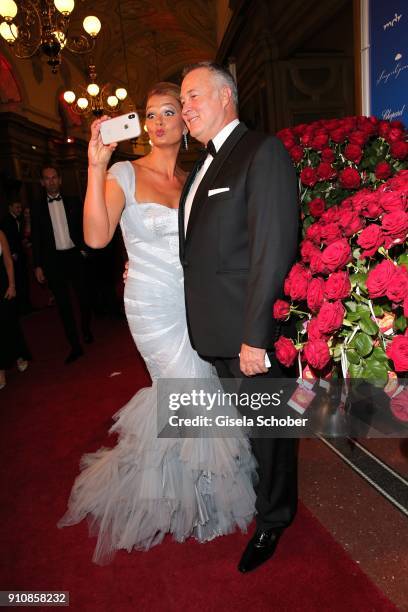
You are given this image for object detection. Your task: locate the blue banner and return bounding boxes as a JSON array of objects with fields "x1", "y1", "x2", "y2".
[{"x1": 369, "y1": 0, "x2": 407, "y2": 123}]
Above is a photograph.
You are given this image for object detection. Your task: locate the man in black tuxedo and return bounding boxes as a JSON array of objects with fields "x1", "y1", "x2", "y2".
[
  {"x1": 31, "y1": 166, "x2": 92, "y2": 364},
  {"x1": 1, "y1": 200, "x2": 31, "y2": 313},
  {"x1": 180, "y1": 63, "x2": 299, "y2": 573}
]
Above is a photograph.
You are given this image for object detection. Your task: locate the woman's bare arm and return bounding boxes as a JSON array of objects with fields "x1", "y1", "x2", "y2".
[
  {"x1": 0, "y1": 230, "x2": 16, "y2": 299},
  {"x1": 84, "y1": 117, "x2": 125, "y2": 248}
]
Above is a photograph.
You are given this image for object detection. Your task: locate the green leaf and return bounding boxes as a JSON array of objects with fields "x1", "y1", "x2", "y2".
[
  {"x1": 397, "y1": 253, "x2": 408, "y2": 268},
  {"x1": 372, "y1": 304, "x2": 383, "y2": 317},
  {"x1": 346, "y1": 349, "x2": 360, "y2": 365},
  {"x1": 362, "y1": 360, "x2": 389, "y2": 387},
  {"x1": 359, "y1": 314, "x2": 379, "y2": 336},
  {"x1": 346, "y1": 312, "x2": 361, "y2": 322},
  {"x1": 394, "y1": 315, "x2": 407, "y2": 332},
  {"x1": 372, "y1": 346, "x2": 389, "y2": 362},
  {"x1": 353, "y1": 332, "x2": 373, "y2": 357},
  {"x1": 356, "y1": 303, "x2": 370, "y2": 314},
  {"x1": 348, "y1": 362, "x2": 365, "y2": 378},
  {"x1": 345, "y1": 300, "x2": 357, "y2": 313}
]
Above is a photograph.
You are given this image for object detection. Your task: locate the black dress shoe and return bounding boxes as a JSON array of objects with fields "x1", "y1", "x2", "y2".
[
  {"x1": 65, "y1": 347, "x2": 84, "y2": 365},
  {"x1": 83, "y1": 331, "x2": 94, "y2": 344},
  {"x1": 238, "y1": 528, "x2": 282, "y2": 573}
]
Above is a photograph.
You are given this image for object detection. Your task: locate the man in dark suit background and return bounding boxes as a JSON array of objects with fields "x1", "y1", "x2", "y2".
[
  {"x1": 31, "y1": 166, "x2": 92, "y2": 364},
  {"x1": 1, "y1": 199, "x2": 32, "y2": 313},
  {"x1": 180, "y1": 63, "x2": 299, "y2": 573}
]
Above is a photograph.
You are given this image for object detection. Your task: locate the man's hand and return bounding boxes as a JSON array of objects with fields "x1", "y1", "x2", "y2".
[
  {"x1": 123, "y1": 260, "x2": 129, "y2": 283},
  {"x1": 35, "y1": 266, "x2": 45, "y2": 284},
  {"x1": 239, "y1": 343, "x2": 268, "y2": 376}
]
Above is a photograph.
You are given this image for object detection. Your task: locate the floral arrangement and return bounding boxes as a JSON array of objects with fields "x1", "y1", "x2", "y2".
[{"x1": 273, "y1": 116, "x2": 408, "y2": 381}]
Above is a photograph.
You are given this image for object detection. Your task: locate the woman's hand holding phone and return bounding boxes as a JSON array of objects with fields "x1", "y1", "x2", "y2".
[{"x1": 88, "y1": 116, "x2": 117, "y2": 170}]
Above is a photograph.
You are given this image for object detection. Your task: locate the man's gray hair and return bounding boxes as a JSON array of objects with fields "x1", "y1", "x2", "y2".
[{"x1": 182, "y1": 62, "x2": 238, "y2": 110}]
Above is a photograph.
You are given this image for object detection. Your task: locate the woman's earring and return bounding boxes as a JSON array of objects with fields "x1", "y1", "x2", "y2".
[{"x1": 183, "y1": 132, "x2": 188, "y2": 150}]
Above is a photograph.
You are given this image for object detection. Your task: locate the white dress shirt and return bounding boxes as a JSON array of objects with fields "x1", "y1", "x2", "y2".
[
  {"x1": 184, "y1": 119, "x2": 240, "y2": 234},
  {"x1": 47, "y1": 195, "x2": 75, "y2": 250}
]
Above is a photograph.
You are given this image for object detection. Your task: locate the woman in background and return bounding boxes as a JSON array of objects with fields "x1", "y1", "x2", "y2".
[{"x1": 0, "y1": 229, "x2": 30, "y2": 389}]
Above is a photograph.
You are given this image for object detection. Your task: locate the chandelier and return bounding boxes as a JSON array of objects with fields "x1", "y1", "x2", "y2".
[
  {"x1": 0, "y1": 0, "x2": 101, "y2": 73},
  {"x1": 63, "y1": 62, "x2": 128, "y2": 117}
]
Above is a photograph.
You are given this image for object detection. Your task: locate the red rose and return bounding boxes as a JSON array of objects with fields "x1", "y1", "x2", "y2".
[
  {"x1": 405, "y1": 296, "x2": 408, "y2": 318},
  {"x1": 308, "y1": 198, "x2": 325, "y2": 218},
  {"x1": 348, "y1": 130, "x2": 368, "y2": 146},
  {"x1": 367, "y1": 260, "x2": 397, "y2": 298},
  {"x1": 357, "y1": 224, "x2": 384, "y2": 257},
  {"x1": 378, "y1": 121, "x2": 390, "y2": 137},
  {"x1": 386, "y1": 266, "x2": 408, "y2": 303},
  {"x1": 275, "y1": 336, "x2": 298, "y2": 368},
  {"x1": 300, "y1": 167, "x2": 318, "y2": 187},
  {"x1": 364, "y1": 199, "x2": 383, "y2": 218},
  {"x1": 321, "y1": 147, "x2": 335, "y2": 163},
  {"x1": 324, "y1": 271, "x2": 351, "y2": 300},
  {"x1": 277, "y1": 128, "x2": 296, "y2": 150},
  {"x1": 307, "y1": 277, "x2": 325, "y2": 313},
  {"x1": 321, "y1": 239, "x2": 352, "y2": 272},
  {"x1": 285, "y1": 263, "x2": 311, "y2": 301},
  {"x1": 330, "y1": 128, "x2": 347, "y2": 144},
  {"x1": 321, "y1": 206, "x2": 341, "y2": 224},
  {"x1": 375, "y1": 161, "x2": 392, "y2": 180},
  {"x1": 381, "y1": 210, "x2": 408, "y2": 247},
  {"x1": 310, "y1": 251, "x2": 327, "y2": 275},
  {"x1": 300, "y1": 239, "x2": 320, "y2": 263},
  {"x1": 307, "y1": 318, "x2": 326, "y2": 341},
  {"x1": 320, "y1": 222, "x2": 343, "y2": 245},
  {"x1": 386, "y1": 127, "x2": 404, "y2": 144},
  {"x1": 344, "y1": 143, "x2": 363, "y2": 164},
  {"x1": 303, "y1": 339, "x2": 331, "y2": 370},
  {"x1": 339, "y1": 167, "x2": 361, "y2": 189},
  {"x1": 379, "y1": 191, "x2": 406, "y2": 213},
  {"x1": 390, "y1": 141, "x2": 408, "y2": 160},
  {"x1": 352, "y1": 190, "x2": 380, "y2": 215},
  {"x1": 386, "y1": 335, "x2": 408, "y2": 372},
  {"x1": 289, "y1": 145, "x2": 304, "y2": 163},
  {"x1": 300, "y1": 131, "x2": 314, "y2": 147},
  {"x1": 311, "y1": 133, "x2": 329, "y2": 150},
  {"x1": 390, "y1": 389, "x2": 408, "y2": 422},
  {"x1": 273, "y1": 299, "x2": 291, "y2": 320},
  {"x1": 316, "y1": 300, "x2": 345, "y2": 334},
  {"x1": 306, "y1": 223, "x2": 322, "y2": 245},
  {"x1": 338, "y1": 210, "x2": 364, "y2": 237},
  {"x1": 316, "y1": 162, "x2": 336, "y2": 181}
]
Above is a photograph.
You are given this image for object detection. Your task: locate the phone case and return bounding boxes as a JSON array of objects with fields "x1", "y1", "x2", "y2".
[{"x1": 100, "y1": 113, "x2": 141, "y2": 145}]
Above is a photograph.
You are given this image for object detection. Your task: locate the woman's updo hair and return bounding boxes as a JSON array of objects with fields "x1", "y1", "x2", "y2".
[{"x1": 145, "y1": 82, "x2": 181, "y2": 106}]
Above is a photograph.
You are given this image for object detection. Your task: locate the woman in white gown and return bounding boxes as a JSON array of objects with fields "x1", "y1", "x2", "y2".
[{"x1": 58, "y1": 82, "x2": 256, "y2": 564}]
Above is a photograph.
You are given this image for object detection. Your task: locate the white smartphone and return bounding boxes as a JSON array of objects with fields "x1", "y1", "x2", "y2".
[{"x1": 100, "y1": 112, "x2": 141, "y2": 145}]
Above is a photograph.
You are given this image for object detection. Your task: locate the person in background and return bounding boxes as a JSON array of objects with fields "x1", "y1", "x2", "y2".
[
  {"x1": 0, "y1": 229, "x2": 30, "y2": 390},
  {"x1": 1, "y1": 199, "x2": 32, "y2": 314},
  {"x1": 31, "y1": 166, "x2": 93, "y2": 364}
]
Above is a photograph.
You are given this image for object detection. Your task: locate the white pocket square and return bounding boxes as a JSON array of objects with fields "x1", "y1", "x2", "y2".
[{"x1": 208, "y1": 187, "x2": 230, "y2": 196}]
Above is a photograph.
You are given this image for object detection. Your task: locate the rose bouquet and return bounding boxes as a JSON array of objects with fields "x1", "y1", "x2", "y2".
[
  {"x1": 277, "y1": 116, "x2": 408, "y2": 236},
  {"x1": 273, "y1": 170, "x2": 408, "y2": 381}
]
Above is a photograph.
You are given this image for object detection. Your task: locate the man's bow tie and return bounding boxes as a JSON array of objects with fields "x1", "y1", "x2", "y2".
[
  {"x1": 206, "y1": 140, "x2": 217, "y2": 157},
  {"x1": 48, "y1": 195, "x2": 62, "y2": 203}
]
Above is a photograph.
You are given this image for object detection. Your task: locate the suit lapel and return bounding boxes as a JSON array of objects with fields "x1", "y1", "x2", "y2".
[{"x1": 186, "y1": 123, "x2": 248, "y2": 242}]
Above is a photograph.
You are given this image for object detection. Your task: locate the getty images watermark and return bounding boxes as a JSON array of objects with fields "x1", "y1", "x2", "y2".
[{"x1": 156, "y1": 377, "x2": 408, "y2": 438}]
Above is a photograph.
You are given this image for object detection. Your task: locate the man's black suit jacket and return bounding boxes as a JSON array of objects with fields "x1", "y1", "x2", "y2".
[
  {"x1": 31, "y1": 194, "x2": 84, "y2": 275},
  {"x1": 179, "y1": 122, "x2": 298, "y2": 358},
  {"x1": 1, "y1": 212, "x2": 24, "y2": 258}
]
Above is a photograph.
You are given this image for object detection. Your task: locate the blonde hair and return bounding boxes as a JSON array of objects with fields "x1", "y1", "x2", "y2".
[{"x1": 146, "y1": 82, "x2": 181, "y2": 106}]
